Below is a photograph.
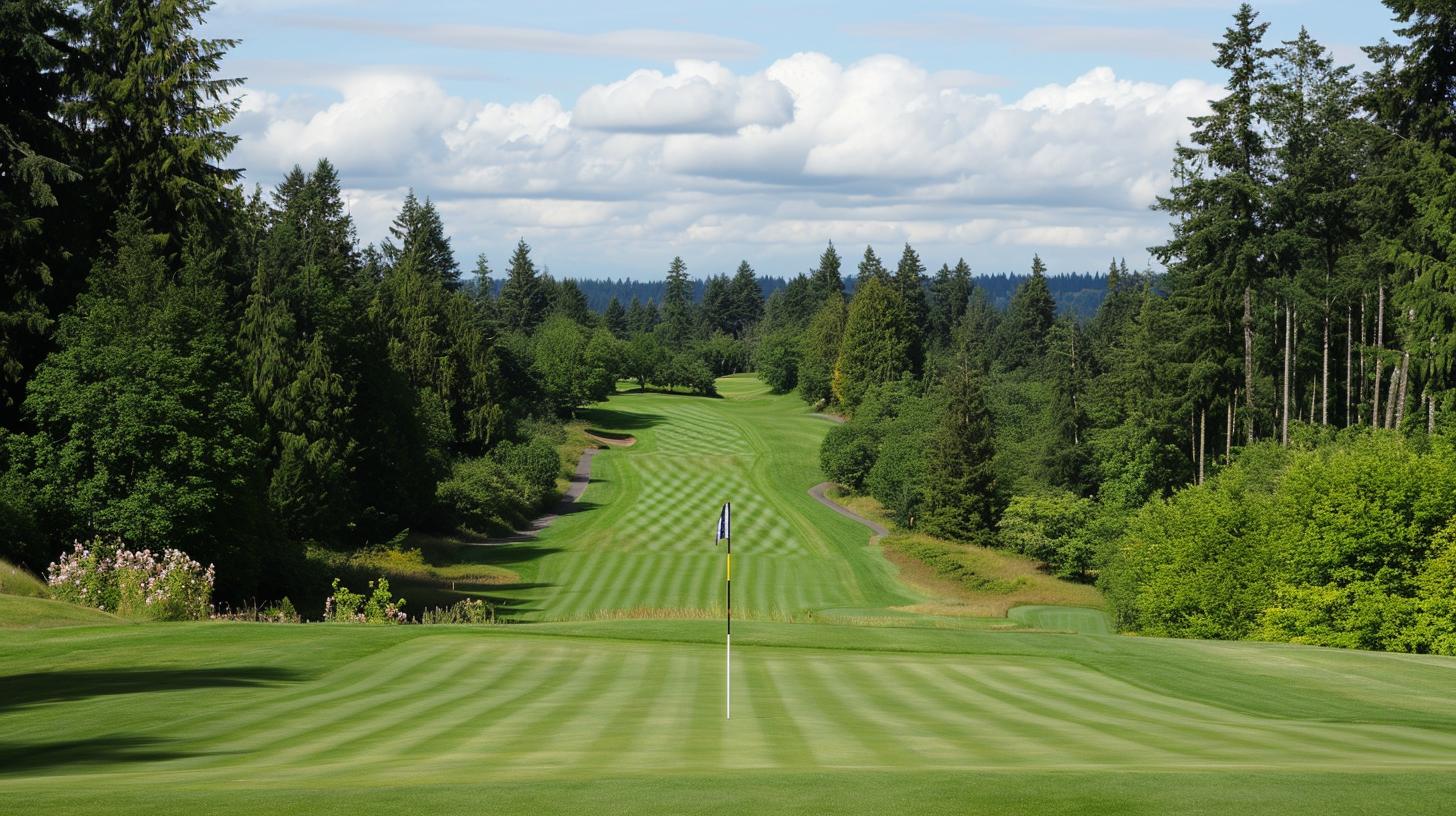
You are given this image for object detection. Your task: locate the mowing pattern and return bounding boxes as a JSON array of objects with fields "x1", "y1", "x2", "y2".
[
  {"x1": 498, "y1": 378, "x2": 915, "y2": 621},
  {"x1": 26, "y1": 634, "x2": 1456, "y2": 790}
]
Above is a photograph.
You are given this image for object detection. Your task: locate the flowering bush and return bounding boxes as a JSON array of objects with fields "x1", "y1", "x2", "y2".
[
  {"x1": 47, "y1": 539, "x2": 214, "y2": 620},
  {"x1": 325, "y1": 576, "x2": 406, "y2": 624},
  {"x1": 420, "y1": 598, "x2": 495, "y2": 625}
]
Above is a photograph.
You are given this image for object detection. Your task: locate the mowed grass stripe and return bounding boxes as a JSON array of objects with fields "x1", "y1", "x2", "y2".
[{"x1": 502, "y1": 377, "x2": 915, "y2": 621}]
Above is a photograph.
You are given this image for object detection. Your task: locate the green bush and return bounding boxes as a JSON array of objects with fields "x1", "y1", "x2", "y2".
[
  {"x1": 1101, "y1": 432, "x2": 1456, "y2": 650},
  {"x1": 755, "y1": 330, "x2": 799, "y2": 393},
  {"x1": 999, "y1": 492, "x2": 1096, "y2": 579}
]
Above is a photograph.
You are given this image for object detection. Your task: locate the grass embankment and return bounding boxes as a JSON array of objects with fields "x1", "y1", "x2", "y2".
[
  {"x1": 302, "y1": 421, "x2": 601, "y2": 611},
  {"x1": 0, "y1": 558, "x2": 121, "y2": 629},
  {"x1": 3, "y1": 620, "x2": 1456, "y2": 815},
  {"x1": 829, "y1": 490, "x2": 1104, "y2": 618}
]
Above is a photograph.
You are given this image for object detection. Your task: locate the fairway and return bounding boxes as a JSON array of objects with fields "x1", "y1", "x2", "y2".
[
  {"x1": 7, "y1": 378, "x2": 1456, "y2": 815},
  {"x1": 488, "y1": 376, "x2": 918, "y2": 620}
]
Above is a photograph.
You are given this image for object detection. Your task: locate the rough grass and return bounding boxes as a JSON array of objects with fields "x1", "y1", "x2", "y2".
[
  {"x1": 826, "y1": 490, "x2": 1105, "y2": 617},
  {"x1": 0, "y1": 593, "x2": 119, "y2": 628},
  {"x1": 0, "y1": 558, "x2": 48, "y2": 598}
]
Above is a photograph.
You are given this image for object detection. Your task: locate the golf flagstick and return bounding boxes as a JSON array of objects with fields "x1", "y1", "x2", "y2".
[{"x1": 717, "y1": 502, "x2": 731, "y2": 720}]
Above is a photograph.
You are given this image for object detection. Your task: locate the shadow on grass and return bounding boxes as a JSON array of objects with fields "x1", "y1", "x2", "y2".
[
  {"x1": 0, "y1": 735, "x2": 222, "y2": 775},
  {"x1": 578, "y1": 407, "x2": 667, "y2": 431},
  {"x1": 0, "y1": 667, "x2": 301, "y2": 713}
]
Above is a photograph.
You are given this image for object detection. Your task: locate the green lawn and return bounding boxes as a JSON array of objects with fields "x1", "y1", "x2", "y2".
[
  {"x1": 483, "y1": 375, "x2": 919, "y2": 621},
  {"x1": 5, "y1": 375, "x2": 1456, "y2": 814}
]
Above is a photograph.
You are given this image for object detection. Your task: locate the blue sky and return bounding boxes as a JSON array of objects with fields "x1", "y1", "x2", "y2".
[{"x1": 205, "y1": 1, "x2": 1404, "y2": 280}]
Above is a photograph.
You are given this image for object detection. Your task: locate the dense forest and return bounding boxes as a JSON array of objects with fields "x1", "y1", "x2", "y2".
[
  {"x1": 796, "y1": 1, "x2": 1456, "y2": 655},
  {"x1": 4, "y1": 0, "x2": 1456, "y2": 654}
]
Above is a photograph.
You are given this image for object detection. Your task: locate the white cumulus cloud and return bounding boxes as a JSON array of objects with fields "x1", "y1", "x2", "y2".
[{"x1": 226, "y1": 54, "x2": 1218, "y2": 277}]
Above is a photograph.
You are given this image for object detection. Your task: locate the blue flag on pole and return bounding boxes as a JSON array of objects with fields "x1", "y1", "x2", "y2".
[{"x1": 716, "y1": 502, "x2": 730, "y2": 542}]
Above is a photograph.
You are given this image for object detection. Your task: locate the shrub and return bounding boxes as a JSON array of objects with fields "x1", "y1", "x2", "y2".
[
  {"x1": 999, "y1": 492, "x2": 1097, "y2": 579},
  {"x1": 46, "y1": 539, "x2": 214, "y2": 620},
  {"x1": 420, "y1": 598, "x2": 496, "y2": 624},
  {"x1": 325, "y1": 576, "x2": 406, "y2": 623},
  {"x1": 755, "y1": 330, "x2": 799, "y2": 393}
]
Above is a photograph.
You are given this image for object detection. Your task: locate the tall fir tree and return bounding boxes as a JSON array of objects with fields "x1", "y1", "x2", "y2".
[
  {"x1": 728, "y1": 260, "x2": 764, "y2": 337},
  {"x1": 660, "y1": 256, "x2": 695, "y2": 346},
  {"x1": 894, "y1": 243, "x2": 929, "y2": 374},
  {"x1": 604, "y1": 296, "x2": 628, "y2": 338},
  {"x1": 928, "y1": 259, "x2": 973, "y2": 351},
  {"x1": 1154, "y1": 3, "x2": 1272, "y2": 443},
  {"x1": 832, "y1": 275, "x2": 911, "y2": 411},
  {"x1": 497, "y1": 238, "x2": 549, "y2": 334},
  {"x1": 810, "y1": 241, "x2": 844, "y2": 303},
  {"x1": 857, "y1": 245, "x2": 889, "y2": 285},
  {"x1": 994, "y1": 255, "x2": 1056, "y2": 370},
  {"x1": 918, "y1": 358, "x2": 1003, "y2": 542}
]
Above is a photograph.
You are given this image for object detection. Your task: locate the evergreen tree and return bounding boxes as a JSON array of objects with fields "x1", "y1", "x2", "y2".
[
  {"x1": 928, "y1": 259, "x2": 973, "y2": 351},
  {"x1": 994, "y1": 255, "x2": 1056, "y2": 369},
  {"x1": 604, "y1": 296, "x2": 628, "y2": 338},
  {"x1": 700, "y1": 274, "x2": 734, "y2": 336},
  {"x1": 918, "y1": 358, "x2": 1003, "y2": 542},
  {"x1": 810, "y1": 241, "x2": 844, "y2": 302},
  {"x1": 894, "y1": 243, "x2": 929, "y2": 374},
  {"x1": 22, "y1": 205, "x2": 277, "y2": 595},
  {"x1": 0, "y1": 0, "x2": 81, "y2": 417},
  {"x1": 1044, "y1": 319, "x2": 1091, "y2": 492},
  {"x1": 660, "y1": 256, "x2": 695, "y2": 346},
  {"x1": 728, "y1": 260, "x2": 764, "y2": 337},
  {"x1": 381, "y1": 192, "x2": 458, "y2": 287},
  {"x1": 798, "y1": 293, "x2": 846, "y2": 406},
  {"x1": 762, "y1": 275, "x2": 816, "y2": 331},
  {"x1": 497, "y1": 238, "x2": 549, "y2": 333},
  {"x1": 832, "y1": 275, "x2": 911, "y2": 411},
  {"x1": 857, "y1": 245, "x2": 889, "y2": 285},
  {"x1": 68, "y1": 0, "x2": 243, "y2": 250},
  {"x1": 553, "y1": 278, "x2": 594, "y2": 326},
  {"x1": 1153, "y1": 3, "x2": 1272, "y2": 443}
]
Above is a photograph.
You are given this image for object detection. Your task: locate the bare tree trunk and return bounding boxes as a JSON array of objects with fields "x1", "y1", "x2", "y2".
[
  {"x1": 1384, "y1": 355, "x2": 1401, "y2": 428},
  {"x1": 1359, "y1": 293, "x2": 1367, "y2": 425},
  {"x1": 1226, "y1": 395, "x2": 1234, "y2": 460},
  {"x1": 1322, "y1": 304, "x2": 1329, "y2": 426},
  {"x1": 1431, "y1": 391, "x2": 1438, "y2": 435},
  {"x1": 1395, "y1": 349, "x2": 1411, "y2": 429},
  {"x1": 1282, "y1": 301, "x2": 1291, "y2": 446},
  {"x1": 1373, "y1": 284, "x2": 1385, "y2": 427},
  {"x1": 1345, "y1": 302, "x2": 1353, "y2": 427},
  {"x1": 1244, "y1": 287, "x2": 1256, "y2": 444},
  {"x1": 1198, "y1": 407, "x2": 1206, "y2": 485}
]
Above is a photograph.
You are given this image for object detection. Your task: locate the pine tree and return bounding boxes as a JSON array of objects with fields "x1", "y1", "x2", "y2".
[
  {"x1": 1044, "y1": 319, "x2": 1090, "y2": 492},
  {"x1": 498, "y1": 238, "x2": 549, "y2": 334},
  {"x1": 728, "y1": 260, "x2": 764, "y2": 337},
  {"x1": 604, "y1": 296, "x2": 628, "y2": 337},
  {"x1": 894, "y1": 243, "x2": 929, "y2": 375},
  {"x1": 919, "y1": 358, "x2": 1003, "y2": 542},
  {"x1": 798, "y1": 293, "x2": 846, "y2": 406},
  {"x1": 553, "y1": 278, "x2": 594, "y2": 326},
  {"x1": 810, "y1": 241, "x2": 844, "y2": 302},
  {"x1": 1153, "y1": 3, "x2": 1272, "y2": 444},
  {"x1": 928, "y1": 259, "x2": 973, "y2": 350},
  {"x1": 832, "y1": 275, "x2": 910, "y2": 411},
  {"x1": 994, "y1": 255, "x2": 1056, "y2": 369},
  {"x1": 857, "y1": 245, "x2": 889, "y2": 285},
  {"x1": 381, "y1": 191, "x2": 458, "y2": 288},
  {"x1": 700, "y1": 274, "x2": 734, "y2": 336},
  {"x1": 0, "y1": 0, "x2": 81, "y2": 416},
  {"x1": 660, "y1": 256, "x2": 695, "y2": 346},
  {"x1": 67, "y1": 0, "x2": 243, "y2": 249}
]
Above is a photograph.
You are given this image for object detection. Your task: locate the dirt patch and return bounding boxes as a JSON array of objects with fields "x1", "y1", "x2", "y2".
[{"x1": 586, "y1": 431, "x2": 637, "y2": 447}]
